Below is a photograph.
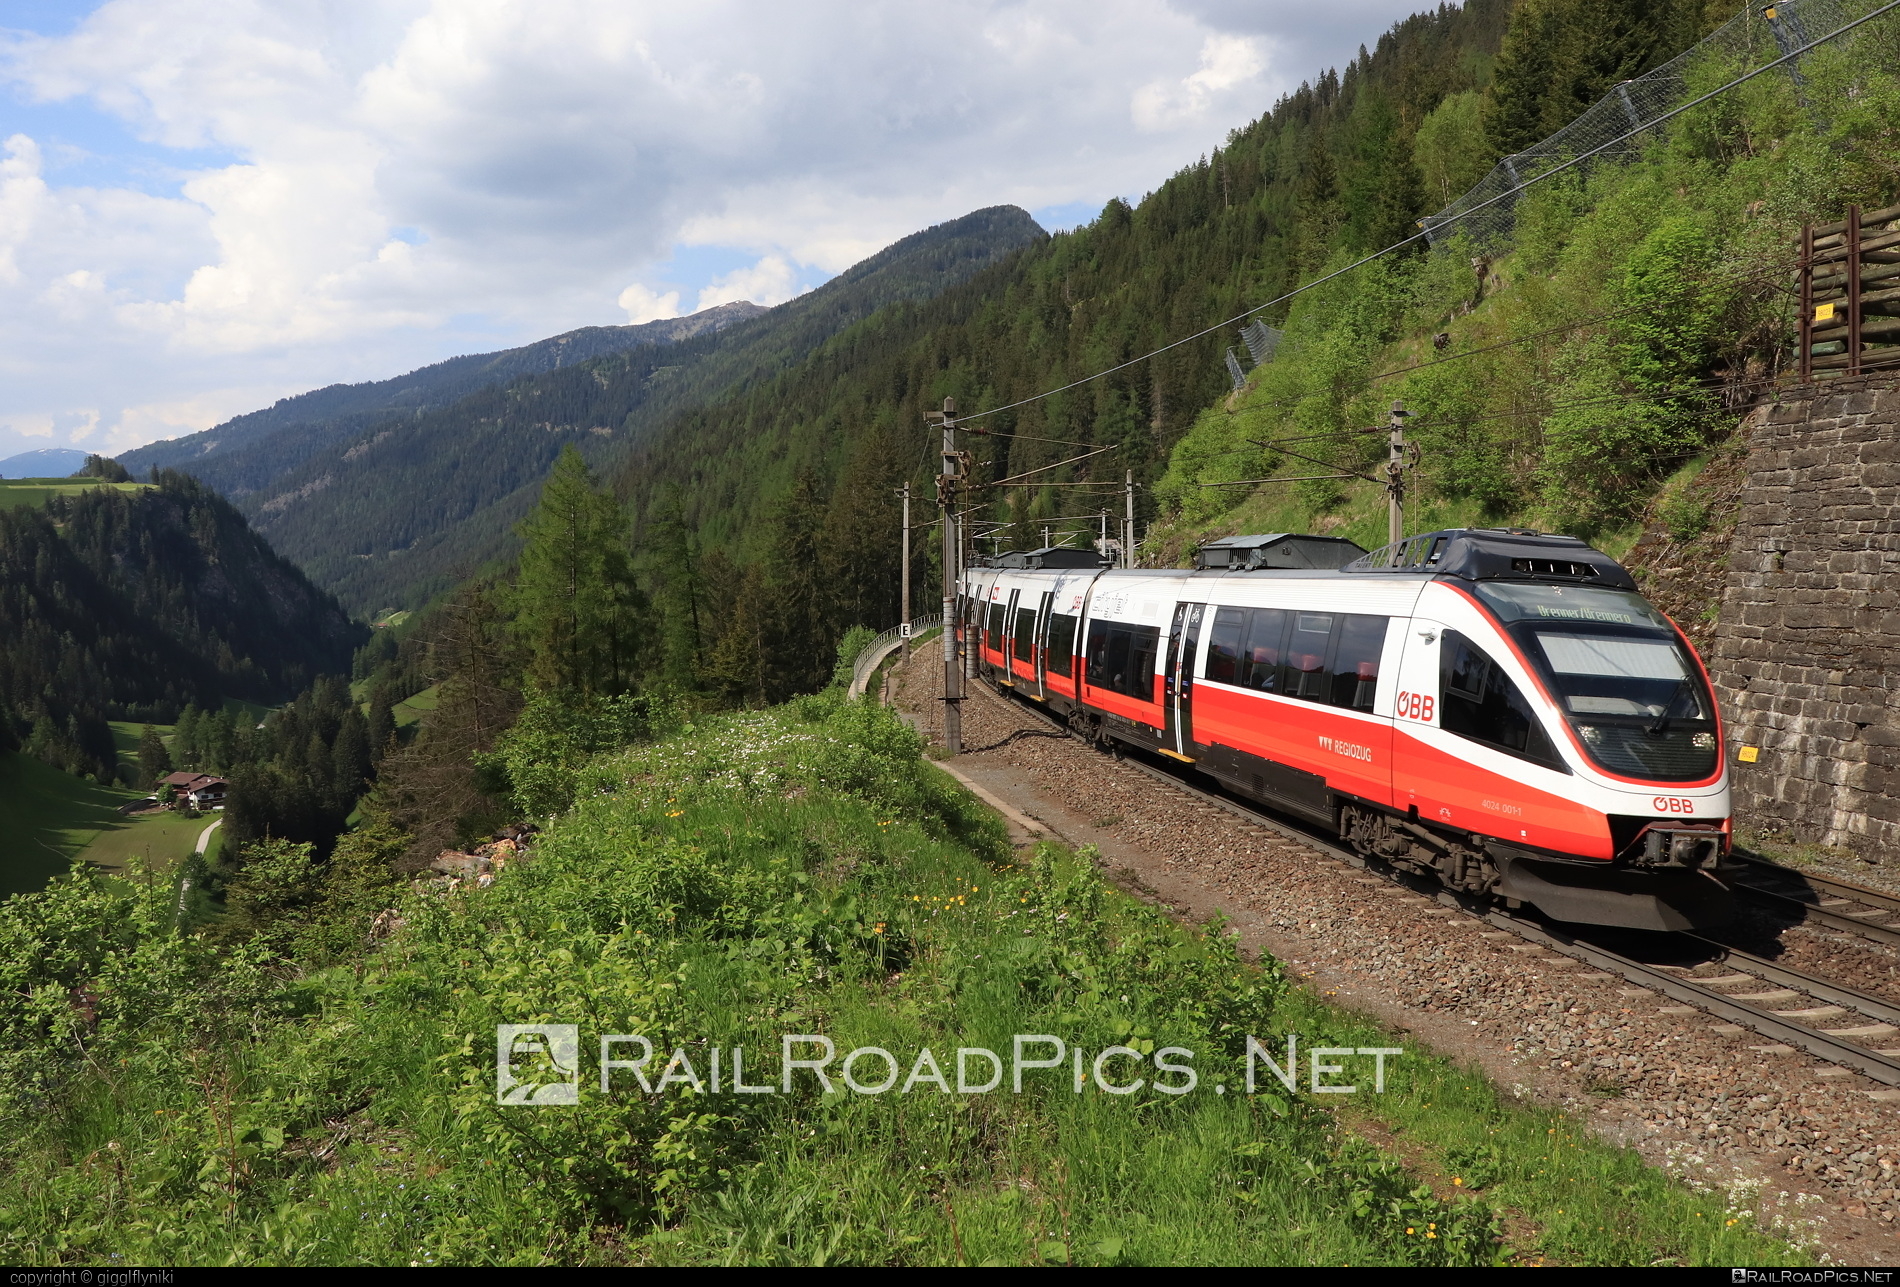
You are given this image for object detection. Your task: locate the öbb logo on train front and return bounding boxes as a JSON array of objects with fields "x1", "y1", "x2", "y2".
[{"x1": 1653, "y1": 796, "x2": 1696, "y2": 814}]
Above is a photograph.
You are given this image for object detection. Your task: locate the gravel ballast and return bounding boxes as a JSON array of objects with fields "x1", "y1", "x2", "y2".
[{"x1": 890, "y1": 640, "x2": 1900, "y2": 1262}]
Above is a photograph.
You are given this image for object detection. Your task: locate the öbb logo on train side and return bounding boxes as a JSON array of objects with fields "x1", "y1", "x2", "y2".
[
  {"x1": 1395, "y1": 691, "x2": 1434, "y2": 721},
  {"x1": 1653, "y1": 796, "x2": 1697, "y2": 814}
]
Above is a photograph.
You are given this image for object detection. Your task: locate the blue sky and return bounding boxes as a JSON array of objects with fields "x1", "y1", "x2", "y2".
[{"x1": 0, "y1": 0, "x2": 1431, "y2": 457}]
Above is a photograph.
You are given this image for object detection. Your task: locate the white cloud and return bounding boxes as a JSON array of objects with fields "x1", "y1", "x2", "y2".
[
  {"x1": 104, "y1": 386, "x2": 283, "y2": 453},
  {"x1": 0, "y1": 0, "x2": 1424, "y2": 453},
  {"x1": 1132, "y1": 34, "x2": 1267, "y2": 133},
  {"x1": 695, "y1": 255, "x2": 801, "y2": 312},
  {"x1": 617, "y1": 282, "x2": 681, "y2": 324}
]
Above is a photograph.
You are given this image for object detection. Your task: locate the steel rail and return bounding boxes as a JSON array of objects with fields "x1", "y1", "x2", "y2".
[
  {"x1": 969, "y1": 678, "x2": 1900, "y2": 1088},
  {"x1": 1687, "y1": 940, "x2": 1900, "y2": 1029},
  {"x1": 1732, "y1": 851, "x2": 1900, "y2": 914},
  {"x1": 1727, "y1": 852, "x2": 1900, "y2": 950}
]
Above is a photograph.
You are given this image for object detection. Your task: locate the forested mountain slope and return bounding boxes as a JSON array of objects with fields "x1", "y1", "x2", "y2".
[
  {"x1": 590, "y1": 0, "x2": 1529, "y2": 699},
  {"x1": 1150, "y1": 0, "x2": 1900, "y2": 563},
  {"x1": 0, "y1": 474, "x2": 364, "y2": 782},
  {"x1": 233, "y1": 205, "x2": 1046, "y2": 613},
  {"x1": 116, "y1": 302, "x2": 766, "y2": 496},
  {"x1": 609, "y1": 0, "x2": 1848, "y2": 703},
  {"x1": 615, "y1": 0, "x2": 1762, "y2": 570}
]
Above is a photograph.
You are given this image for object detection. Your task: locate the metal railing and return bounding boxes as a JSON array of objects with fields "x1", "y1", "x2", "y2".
[{"x1": 848, "y1": 615, "x2": 943, "y2": 699}]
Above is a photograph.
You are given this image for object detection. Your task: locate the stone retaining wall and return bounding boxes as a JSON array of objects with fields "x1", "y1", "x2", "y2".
[{"x1": 1710, "y1": 376, "x2": 1900, "y2": 856}]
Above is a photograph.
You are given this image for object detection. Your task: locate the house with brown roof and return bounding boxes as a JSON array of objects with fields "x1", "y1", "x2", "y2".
[{"x1": 160, "y1": 771, "x2": 229, "y2": 809}]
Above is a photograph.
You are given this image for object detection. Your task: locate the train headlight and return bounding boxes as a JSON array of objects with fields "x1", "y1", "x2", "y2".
[
  {"x1": 1692, "y1": 732, "x2": 1715, "y2": 749},
  {"x1": 1577, "y1": 724, "x2": 1602, "y2": 745}
]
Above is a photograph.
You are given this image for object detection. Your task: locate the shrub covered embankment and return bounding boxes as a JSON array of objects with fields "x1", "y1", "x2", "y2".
[{"x1": 0, "y1": 697, "x2": 1808, "y2": 1265}]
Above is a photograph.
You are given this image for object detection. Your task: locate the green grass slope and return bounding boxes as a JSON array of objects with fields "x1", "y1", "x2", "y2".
[
  {"x1": 75, "y1": 809, "x2": 213, "y2": 878},
  {"x1": 0, "y1": 753, "x2": 143, "y2": 897},
  {"x1": 0, "y1": 479, "x2": 147, "y2": 511},
  {"x1": 0, "y1": 698, "x2": 1811, "y2": 1265}
]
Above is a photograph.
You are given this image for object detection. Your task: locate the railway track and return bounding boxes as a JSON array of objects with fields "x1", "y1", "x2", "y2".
[
  {"x1": 1729, "y1": 853, "x2": 1900, "y2": 951},
  {"x1": 974, "y1": 677, "x2": 1900, "y2": 1095}
]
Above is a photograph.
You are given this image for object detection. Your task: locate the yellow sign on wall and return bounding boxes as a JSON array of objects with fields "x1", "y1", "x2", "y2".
[
  {"x1": 1738, "y1": 746, "x2": 1760, "y2": 763},
  {"x1": 1815, "y1": 302, "x2": 1836, "y2": 323}
]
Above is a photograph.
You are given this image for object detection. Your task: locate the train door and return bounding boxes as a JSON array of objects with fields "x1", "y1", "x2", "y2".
[
  {"x1": 1391, "y1": 618, "x2": 1447, "y2": 820},
  {"x1": 1031, "y1": 590, "x2": 1054, "y2": 696},
  {"x1": 1163, "y1": 602, "x2": 1206, "y2": 758},
  {"x1": 998, "y1": 588, "x2": 1021, "y2": 682}
]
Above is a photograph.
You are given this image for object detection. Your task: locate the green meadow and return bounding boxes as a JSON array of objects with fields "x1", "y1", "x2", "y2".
[
  {"x1": 0, "y1": 753, "x2": 143, "y2": 897},
  {"x1": 0, "y1": 479, "x2": 148, "y2": 511}
]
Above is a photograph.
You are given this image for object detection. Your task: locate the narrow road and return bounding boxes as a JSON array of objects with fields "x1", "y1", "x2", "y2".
[{"x1": 195, "y1": 817, "x2": 222, "y2": 855}]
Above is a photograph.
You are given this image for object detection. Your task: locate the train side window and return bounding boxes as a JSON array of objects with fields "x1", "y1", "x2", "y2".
[
  {"x1": 1205, "y1": 607, "x2": 1246, "y2": 684},
  {"x1": 1282, "y1": 612, "x2": 1334, "y2": 701},
  {"x1": 1085, "y1": 620, "x2": 1161, "y2": 702},
  {"x1": 986, "y1": 602, "x2": 1006, "y2": 652},
  {"x1": 1241, "y1": 608, "x2": 1287, "y2": 691},
  {"x1": 1328, "y1": 615, "x2": 1388, "y2": 712},
  {"x1": 1046, "y1": 613, "x2": 1077, "y2": 677},
  {"x1": 1440, "y1": 631, "x2": 1562, "y2": 768},
  {"x1": 1014, "y1": 607, "x2": 1037, "y2": 661}
]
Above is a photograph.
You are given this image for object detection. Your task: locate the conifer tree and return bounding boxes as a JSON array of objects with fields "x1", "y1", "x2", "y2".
[
  {"x1": 137, "y1": 724, "x2": 171, "y2": 788},
  {"x1": 367, "y1": 685, "x2": 396, "y2": 757},
  {"x1": 1292, "y1": 130, "x2": 1342, "y2": 278},
  {"x1": 507, "y1": 447, "x2": 644, "y2": 695},
  {"x1": 820, "y1": 432, "x2": 903, "y2": 640},
  {"x1": 648, "y1": 487, "x2": 704, "y2": 691},
  {"x1": 172, "y1": 706, "x2": 202, "y2": 769},
  {"x1": 331, "y1": 709, "x2": 371, "y2": 800},
  {"x1": 766, "y1": 470, "x2": 831, "y2": 699},
  {"x1": 704, "y1": 561, "x2": 770, "y2": 705}
]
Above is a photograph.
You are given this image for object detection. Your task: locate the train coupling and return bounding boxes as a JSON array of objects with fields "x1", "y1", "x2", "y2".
[{"x1": 1632, "y1": 824, "x2": 1726, "y2": 871}]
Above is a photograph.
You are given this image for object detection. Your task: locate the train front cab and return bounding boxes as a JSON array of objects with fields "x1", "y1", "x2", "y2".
[{"x1": 1387, "y1": 570, "x2": 1732, "y2": 930}]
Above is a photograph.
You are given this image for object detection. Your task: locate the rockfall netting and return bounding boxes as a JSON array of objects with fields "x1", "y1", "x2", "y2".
[{"x1": 1421, "y1": 0, "x2": 1882, "y2": 248}]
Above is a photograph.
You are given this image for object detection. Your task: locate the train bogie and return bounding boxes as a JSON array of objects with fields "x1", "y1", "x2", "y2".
[{"x1": 960, "y1": 528, "x2": 1734, "y2": 932}]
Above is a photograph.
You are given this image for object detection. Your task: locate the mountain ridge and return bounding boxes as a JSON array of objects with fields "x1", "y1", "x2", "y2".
[
  {"x1": 224, "y1": 205, "x2": 1047, "y2": 612},
  {"x1": 0, "y1": 447, "x2": 89, "y2": 479},
  {"x1": 117, "y1": 301, "x2": 768, "y2": 495}
]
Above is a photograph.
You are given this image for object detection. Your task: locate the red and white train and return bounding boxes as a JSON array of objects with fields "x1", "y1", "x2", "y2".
[{"x1": 959, "y1": 528, "x2": 1732, "y2": 931}]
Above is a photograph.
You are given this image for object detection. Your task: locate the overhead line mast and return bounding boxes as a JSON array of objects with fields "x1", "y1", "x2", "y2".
[
  {"x1": 897, "y1": 481, "x2": 911, "y2": 659},
  {"x1": 927, "y1": 398, "x2": 963, "y2": 756}
]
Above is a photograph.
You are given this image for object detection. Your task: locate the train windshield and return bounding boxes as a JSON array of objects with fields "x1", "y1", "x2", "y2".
[{"x1": 1469, "y1": 582, "x2": 1718, "y2": 782}]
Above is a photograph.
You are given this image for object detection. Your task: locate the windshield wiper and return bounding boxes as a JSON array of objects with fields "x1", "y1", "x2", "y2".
[{"x1": 1645, "y1": 676, "x2": 1694, "y2": 736}]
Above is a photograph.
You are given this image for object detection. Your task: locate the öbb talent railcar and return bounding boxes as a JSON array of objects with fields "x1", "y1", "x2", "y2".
[{"x1": 959, "y1": 528, "x2": 1732, "y2": 932}]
